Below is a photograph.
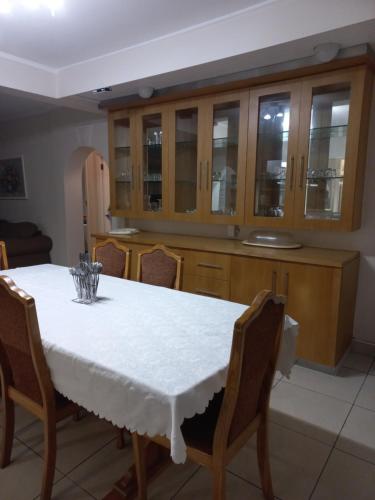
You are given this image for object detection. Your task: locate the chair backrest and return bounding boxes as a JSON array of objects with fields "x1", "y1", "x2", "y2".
[
  {"x1": 0, "y1": 276, "x2": 54, "y2": 408},
  {"x1": 0, "y1": 241, "x2": 8, "y2": 270},
  {"x1": 214, "y1": 290, "x2": 285, "y2": 450},
  {"x1": 137, "y1": 244, "x2": 182, "y2": 290},
  {"x1": 92, "y1": 238, "x2": 130, "y2": 279}
]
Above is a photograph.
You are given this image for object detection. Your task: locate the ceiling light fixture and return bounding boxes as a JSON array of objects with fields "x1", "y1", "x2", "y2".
[
  {"x1": 263, "y1": 113, "x2": 271, "y2": 120},
  {"x1": 138, "y1": 87, "x2": 154, "y2": 99},
  {"x1": 313, "y1": 42, "x2": 341, "y2": 63},
  {"x1": 0, "y1": 0, "x2": 64, "y2": 16},
  {"x1": 92, "y1": 87, "x2": 112, "y2": 94}
]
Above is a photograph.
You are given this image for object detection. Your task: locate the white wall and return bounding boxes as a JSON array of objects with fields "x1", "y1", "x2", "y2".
[
  {"x1": 0, "y1": 108, "x2": 108, "y2": 264},
  {"x1": 0, "y1": 84, "x2": 374, "y2": 345}
]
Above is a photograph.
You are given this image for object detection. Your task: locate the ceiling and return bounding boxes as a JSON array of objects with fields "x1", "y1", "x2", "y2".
[
  {"x1": 0, "y1": 0, "x2": 373, "y2": 122},
  {"x1": 0, "y1": 0, "x2": 264, "y2": 68}
]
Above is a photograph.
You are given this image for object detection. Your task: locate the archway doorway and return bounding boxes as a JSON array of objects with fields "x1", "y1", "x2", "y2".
[
  {"x1": 64, "y1": 147, "x2": 110, "y2": 266},
  {"x1": 83, "y1": 151, "x2": 111, "y2": 252}
]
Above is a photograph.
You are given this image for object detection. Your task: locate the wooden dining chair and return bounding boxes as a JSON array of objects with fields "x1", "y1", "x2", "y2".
[
  {"x1": 132, "y1": 290, "x2": 285, "y2": 500},
  {"x1": 92, "y1": 238, "x2": 131, "y2": 279},
  {"x1": 136, "y1": 244, "x2": 182, "y2": 290},
  {"x1": 0, "y1": 275, "x2": 79, "y2": 500},
  {"x1": 0, "y1": 241, "x2": 8, "y2": 270}
]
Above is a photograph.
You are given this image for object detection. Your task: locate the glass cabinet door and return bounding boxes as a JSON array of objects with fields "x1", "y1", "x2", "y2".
[
  {"x1": 139, "y1": 111, "x2": 167, "y2": 215},
  {"x1": 205, "y1": 92, "x2": 248, "y2": 223},
  {"x1": 293, "y1": 70, "x2": 365, "y2": 229},
  {"x1": 245, "y1": 84, "x2": 300, "y2": 226},
  {"x1": 304, "y1": 86, "x2": 350, "y2": 221},
  {"x1": 170, "y1": 105, "x2": 202, "y2": 219},
  {"x1": 110, "y1": 114, "x2": 136, "y2": 215}
]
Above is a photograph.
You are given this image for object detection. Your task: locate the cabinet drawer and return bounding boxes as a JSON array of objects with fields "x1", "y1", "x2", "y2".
[
  {"x1": 184, "y1": 251, "x2": 230, "y2": 280},
  {"x1": 183, "y1": 274, "x2": 229, "y2": 300}
]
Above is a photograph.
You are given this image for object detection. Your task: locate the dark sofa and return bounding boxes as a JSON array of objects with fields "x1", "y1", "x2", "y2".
[{"x1": 0, "y1": 220, "x2": 52, "y2": 268}]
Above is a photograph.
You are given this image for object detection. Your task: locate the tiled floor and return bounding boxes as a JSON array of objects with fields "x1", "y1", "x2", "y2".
[{"x1": 1, "y1": 352, "x2": 375, "y2": 499}]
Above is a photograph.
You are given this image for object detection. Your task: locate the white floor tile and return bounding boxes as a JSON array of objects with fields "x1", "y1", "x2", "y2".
[
  {"x1": 174, "y1": 468, "x2": 267, "y2": 500},
  {"x1": 0, "y1": 438, "x2": 62, "y2": 500},
  {"x1": 343, "y1": 352, "x2": 374, "y2": 373},
  {"x1": 148, "y1": 460, "x2": 200, "y2": 499},
  {"x1": 336, "y1": 406, "x2": 375, "y2": 465},
  {"x1": 270, "y1": 381, "x2": 351, "y2": 445},
  {"x1": 356, "y1": 375, "x2": 375, "y2": 411},
  {"x1": 68, "y1": 439, "x2": 133, "y2": 499},
  {"x1": 287, "y1": 365, "x2": 365, "y2": 403},
  {"x1": 33, "y1": 477, "x2": 94, "y2": 500},
  {"x1": 312, "y1": 449, "x2": 375, "y2": 500},
  {"x1": 16, "y1": 413, "x2": 116, "y2": 475},
  {"x1": 228, "y1": 422, "x2": 331, "y2": 500}
]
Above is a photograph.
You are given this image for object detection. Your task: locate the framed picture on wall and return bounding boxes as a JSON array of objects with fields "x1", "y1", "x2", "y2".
[{"x1": 0, "y1": 157, "x2": 27, "y2": 199}]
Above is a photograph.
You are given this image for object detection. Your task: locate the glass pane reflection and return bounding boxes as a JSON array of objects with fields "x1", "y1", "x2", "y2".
[
  {"x1": 305, "y1": 87, "x2": 350, "y2": 220},
  {"x1": 254, "y1": 93, "x2": 291, "y2": 218}
]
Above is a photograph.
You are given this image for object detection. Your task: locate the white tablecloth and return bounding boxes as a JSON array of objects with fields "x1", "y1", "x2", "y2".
[{"x1": 4, "y1": 264, "x2": 298, "y2": 463}]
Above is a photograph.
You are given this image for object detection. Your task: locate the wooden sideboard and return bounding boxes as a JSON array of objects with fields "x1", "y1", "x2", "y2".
[{"x1": 94, "y1": 232, "x2": 359, "y2": 368}]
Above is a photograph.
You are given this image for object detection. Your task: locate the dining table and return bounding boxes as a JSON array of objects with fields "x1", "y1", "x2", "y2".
[{"x1": 3, "y1": 263, "x2": 298, "y2": 499}]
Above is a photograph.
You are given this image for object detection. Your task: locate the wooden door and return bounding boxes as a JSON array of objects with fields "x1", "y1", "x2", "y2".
[
  {"x1": 201, "y1": 91, "x2": 249, "y2": 224},
  {"x1": 108, "y1": 109, "x2": 138, "y2": 217},
  {"x1": 245, "y1": 82, "x2": 301, "y2": 227},
  {"x1": 168, "y1": 100, "x2": 206, "y2": 221},
  {"x1": 278, "y1": 261, "x2": 341, "y2": 366},
  {"x1": 135, "y1": 105, "x2": 169, "y2": 219},
  {"x1": 230, "y1": 256, "x2": 279, "y2": 305},
  {"x1": 84, "y1": 153, "x2": 110, "y2": 252},
  {"x1": 293, "y1": 67, "x2": 372, "y2": 231}
]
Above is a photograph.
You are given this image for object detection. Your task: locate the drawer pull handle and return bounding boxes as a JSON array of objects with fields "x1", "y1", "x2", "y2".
[
  {"x1": 299, "y1": 156, "x2": 305, "y2": 189},
  {"x1": 289, "y1": 155, "x2": 294, "y2": 190},
  {"x1": 197, "y1": 262, "x2": 223, "y2": 270},
  {"x1": 272, "y1": 270, "x2": 277, "y2": 293},
  {"x1": 284, "y1": 272, "x2": 289, "y2": 296},
  {"x1": 195, "y1": 289, "x2": 221, "y2": 298}
]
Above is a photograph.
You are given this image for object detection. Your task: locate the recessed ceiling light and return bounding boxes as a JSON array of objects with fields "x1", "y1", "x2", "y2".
[
  {"x1": 276, "y1": 112, "x2": 284, "y2": 117},
  {"x1": 263, "y1": 114, "x2": 271, "y2": 120},
  {"x1": 92, "y1": 87, "x2": 113, "y2": 94}
]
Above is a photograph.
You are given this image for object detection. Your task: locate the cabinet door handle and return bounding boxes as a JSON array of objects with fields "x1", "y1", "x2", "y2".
[
  {"x1": 272, "y1": 270, "x2": 277, "y2": 293},
  {"x1": 195, "y1": 288, "x2": 221, "y2": 298},
  {"x1": 289, "y1": 155, "x2": 295, "y2": 190},
  {"x1": 197, "y1": 262, "x2": 223, "y2": 270},
  {"x1": 131, "y1": 164, "x2": 135, "y2": 190},
  {"x1": 284, "y1": 272, "x2": 289, "y2": 296},
  {"x1": 205, "y1": 160, "x2": 209, "y2": 191},
  {"x1": 299, "y1": 156, "x2": 305, "y2": 189},
  {"x1": 199, "y1": 161, "x2": 203, "y2": 191}
]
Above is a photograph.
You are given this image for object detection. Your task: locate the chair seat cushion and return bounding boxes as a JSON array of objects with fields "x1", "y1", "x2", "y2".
[{"x1": 181, "y1": 389, "x2": 224, "y2": 454}]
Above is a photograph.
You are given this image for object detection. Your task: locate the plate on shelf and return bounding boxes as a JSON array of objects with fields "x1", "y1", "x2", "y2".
[{"x1": 108, "y1": 228, "x2": 139, "y2": 235}]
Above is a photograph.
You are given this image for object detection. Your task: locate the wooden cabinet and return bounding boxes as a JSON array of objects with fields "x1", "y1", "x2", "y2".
[
  {"x1": 229, "y1": 253, "x2": 359, "y2": 367},
  {"x1": 202, "y1": 91, "x2": 249, "y2": 224},
  {"x1": 108, "y1": 66, "x2": 372, "y2": 230},
  {"x1": 245, "y1": 67, "x2": 372, "y2": 230},
  {"x1": 108, "y1": 66, "x2": 371, "y2": 230},
  {"x1": 135, "y1": 105, "x2": 169, "y2": 219},
  {"x1": 168, "y1": 100, "x2": 206, "y2": 221},
  {"x1": 108, "y1": 109, "x2": 138, "y2": 217},
  {"x1": 94, "y1": 231, "x2": 359, "y2": 368}
]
